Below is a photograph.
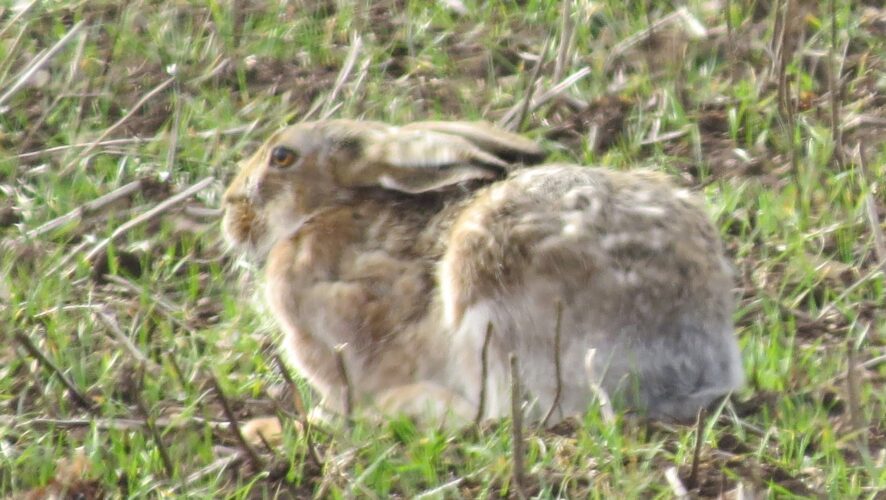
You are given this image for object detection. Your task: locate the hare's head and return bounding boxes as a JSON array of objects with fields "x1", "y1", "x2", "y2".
[{"x1": 222, "y1": 120, "x2": 544, "y2": 257}]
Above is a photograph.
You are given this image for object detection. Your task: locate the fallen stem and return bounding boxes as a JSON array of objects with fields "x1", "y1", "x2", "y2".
[
  {"x1": 208, "y1": 373, "x2": 264, "y2": 469},
  {"x1": 14, "y1": 329, "x2": 96, "y2": 413}
]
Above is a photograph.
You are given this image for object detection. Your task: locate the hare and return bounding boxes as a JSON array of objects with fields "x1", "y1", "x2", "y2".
[{"x1": 222, "y1": 119, "x2": 743, "y2": 427}]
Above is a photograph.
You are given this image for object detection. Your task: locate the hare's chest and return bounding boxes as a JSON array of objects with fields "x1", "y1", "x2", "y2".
[{"x1": 268, "y1": 208, "x2": 438, "y2": 344}]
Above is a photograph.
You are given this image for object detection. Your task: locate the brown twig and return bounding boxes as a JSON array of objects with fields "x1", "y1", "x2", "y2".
[
  {"x1": 304, "y1": 419, "x2": 325, "y2": 470},
  {"x1": 14, "y1": 329, "x2": 96, "y2": 413},
  {"x1": 275, "y1": 354, "x2": 307, "y2": 417},
  {"x1": 0, "y1": 20, "x2": 85, "y2": 109},
  {"x1": 60, "y1": 76, "x2": 175, "y2": 176},
  {"x1": 474, "y1": 322, "x2": 493, "y2": 426},
  {"x1": 541, "y1": 301, "x2": 564, "y2": 427},
  {"x1": 273, "y1": 353, "x2": 323, "y2": 467},
  {"x1": 509, "y1": 352, "x2": 527, "y2": 500},
  {"x1": 165, "y1": 352, "x2": 189, "y2": 392},
  {"x1": 254, "y1": 427, "x2": 283, "y2": 462},
  {"x1": 688, "y1": 407, "x2": 707, "y2": 487},
  {"x1": 208, "y1": 373, "x2": 264, "y2": 469},
  {"x1": 334, "y1": 344, "x2": 353, "y2": 425},
  {"x1": 0, "y1": 415, "x2": 232, "y2": 432}
]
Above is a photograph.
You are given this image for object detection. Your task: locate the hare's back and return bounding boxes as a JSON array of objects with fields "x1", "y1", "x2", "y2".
[{"x1": 441, "y1": 164, "x2": 733, "y2": 332}]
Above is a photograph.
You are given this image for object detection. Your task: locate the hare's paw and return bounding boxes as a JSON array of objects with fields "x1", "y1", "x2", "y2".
[{"x1": 241, "y1": 416, "x2": 290, "y2": 447}]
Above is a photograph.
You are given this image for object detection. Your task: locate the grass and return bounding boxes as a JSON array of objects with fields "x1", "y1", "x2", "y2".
[{"x1": 1, "y1": 0, "x2": 884, "y2": 497}]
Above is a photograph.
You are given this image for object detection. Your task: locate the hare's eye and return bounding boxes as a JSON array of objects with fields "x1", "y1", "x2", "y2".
[{"x1": 270, "y1": 146, "x2": 298, "y2": 168}]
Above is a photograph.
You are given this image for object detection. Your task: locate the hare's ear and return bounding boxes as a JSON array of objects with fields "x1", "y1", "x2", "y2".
[
  {"x1": 339, "y1": 128, "x2": 515, "y2": 194},
  {"x1": 402, "y1": 121, "x2": 546, "y2": 165}
]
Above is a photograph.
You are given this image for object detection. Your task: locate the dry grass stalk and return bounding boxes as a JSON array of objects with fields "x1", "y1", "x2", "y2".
[
  {"x1": 509, "y1": 352, "x2": 527, "y2": 499},
  {"x1": 553, "y1": 1, "x2": 575, "y2": 83},
  {"x1": 846, "y1": 325, "x2": 869, "y2": 454},
  {"x1": 0, "y1": 0, "x2": 39, "y2": 40},
  {"x1": 165, "y1": 83, "x2": 182, "y2": 171},
  {"x1": 180, "y1": 452, "x2": 243, "y2": 491},
  {"x1": 827, "y1": 0, "x2": 844, "y2": 170},
  {"x1": 541, "y1": 300, "x2": 564, "y2": 427},
  {"x1": 26, "y1": 179, "x2": 146, "y2": 239},
  {"x1": 334, "y1": 344, "x2": 354, "y2": 425},
  {"x1": 855, "y1": 144, "x2": 886, "y2": 268},
  {"x1": 475, "y1": 322, "x2": 493, "y2": 426},
  {"x1": 665, "y1": 466, "x2": 689, "y2": 499},
  {"x1": 134, "y1": 374, "x2": 176, "y2": 479},
  {"x1": 0, "y1": 20, "x2": 84, "y2": 109},
  {"x1": 514, "y1": 37, "x2": 552, "y2": 132},
  {"x1": 498, "y1": 66, "x2": 592, "y2": 129},
  {"x1": 18, "y1": 137, "x2": 157, "y2": 159},
  {"x1": 314, "y1": 32, "x2": 362, "y2": 120},
  {"x1": 584, "y1": 348, "x2": 616, "y2": 424},
  {"x1": 816, "y1": 265, "x2": 885, "y2": 322},
  {"x1": 688, "y1": 407, "x2": 707, "y2": 487},
  {"x1": 845, "y1": 343, "x2": 861, "y2": 433},
  {"x1": 414, "y1": 477, "x2": 464, "y2": 499},
  {"x1": 772, "y1": 0, "x2": 799, "y2": 175}
]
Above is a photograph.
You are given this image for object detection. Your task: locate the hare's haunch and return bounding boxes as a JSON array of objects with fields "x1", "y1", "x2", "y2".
[{"x1": 222, "y1": 120, "x2": 743, "y2": 425}]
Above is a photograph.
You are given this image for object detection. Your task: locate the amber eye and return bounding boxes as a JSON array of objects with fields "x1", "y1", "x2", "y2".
[{"x1": 270, "y1": 146, "x2": 298, "y2": 168}]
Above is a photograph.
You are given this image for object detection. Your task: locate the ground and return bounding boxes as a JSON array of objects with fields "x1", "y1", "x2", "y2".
[{"x1": 0, "y1": 0, "x2": 884, "y2": 498}]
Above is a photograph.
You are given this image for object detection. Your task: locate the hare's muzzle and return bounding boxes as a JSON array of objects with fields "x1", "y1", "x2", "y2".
[{"x1": 221, "y1": 191, "x2": 263, "y2": 252}]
